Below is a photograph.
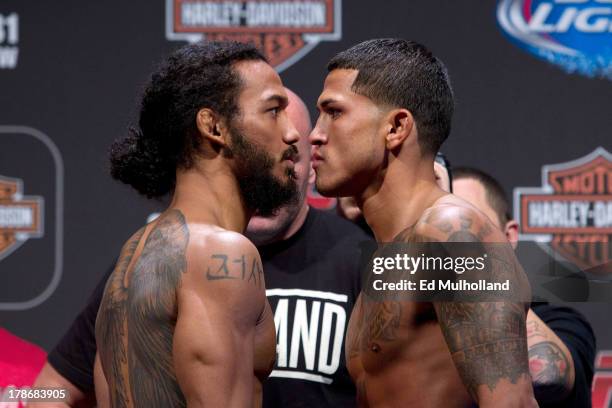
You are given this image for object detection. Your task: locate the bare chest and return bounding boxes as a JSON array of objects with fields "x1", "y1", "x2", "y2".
[
  {"x1": 345, "y1": 296, "x2": 470, "y2": 407},
  {"x1": 347, "y1": 295, "x2": 439, "y2": 369}
]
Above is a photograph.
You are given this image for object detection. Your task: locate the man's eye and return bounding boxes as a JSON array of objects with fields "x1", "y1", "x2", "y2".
[
  {"x1": 269, "y1": 106, "x2": 280, "y2": 117},
  {"x1": 328, "y1": 108, "x2": 341, "y2": 118}
]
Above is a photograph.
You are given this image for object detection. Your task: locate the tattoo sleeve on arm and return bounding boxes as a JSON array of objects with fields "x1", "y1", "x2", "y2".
[
  {"x1": 419, "y1": 209, "x2": 532, "y2": 402},
  {"x1": 435, "y1": 301, "x2": 529, "y2": 398}
]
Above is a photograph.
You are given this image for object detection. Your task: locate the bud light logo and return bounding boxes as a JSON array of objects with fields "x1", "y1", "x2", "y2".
[{"x1": 497, "y1": 0, "x2": 612, "y2": 79}]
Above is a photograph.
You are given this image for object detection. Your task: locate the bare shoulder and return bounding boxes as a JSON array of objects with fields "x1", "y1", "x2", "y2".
[
  {"x1": 146, "y1": 209, "x2": 262, "y2": 286},
  {"x1": 411, "y1": 194, "x2": 506, "y2": 243},
  {"x1": 186, "y1": 227, "x2": 262, "y2": 282},
  {"x1": 180, "y1": 225, "x2": 266, "y2": 318},
  {"x1": 189, "y1": 227, "x2": 259, "y2": 256}
]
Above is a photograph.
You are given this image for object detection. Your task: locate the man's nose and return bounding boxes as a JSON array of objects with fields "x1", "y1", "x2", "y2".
[
  {"x1": 283, "y1": 120, "x2": 300, "y2": 145},
  {"x1": 309, "y1": 123, "x2": 327, "y2": 146}
]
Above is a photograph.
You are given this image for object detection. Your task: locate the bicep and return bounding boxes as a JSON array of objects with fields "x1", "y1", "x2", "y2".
[
  {"x1": 434, "y1": 301, "x2": 533, "y2": 405},
  {"x1": 173, "y1": 288, "x2": 256, "y2": 407}
]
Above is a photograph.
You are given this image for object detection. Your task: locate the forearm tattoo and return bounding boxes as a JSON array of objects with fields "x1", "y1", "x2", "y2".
[{"x1": 527, "y1": 320, "x2": 571, "y2": 400}]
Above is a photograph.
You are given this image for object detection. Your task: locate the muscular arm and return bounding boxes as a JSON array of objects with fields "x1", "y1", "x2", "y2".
[
  {"x1": 435, "y1": 302, "x2": 535, "y2": 407},
  {"x1": 414, "y1": 205, "x2": 537, "y2": 407},
  {"x1": 526, "y1": 310, "x2": 575, "y2": 402},
  {"x1": 173, "y1": 232, "x2": 268, "y2": 407}
]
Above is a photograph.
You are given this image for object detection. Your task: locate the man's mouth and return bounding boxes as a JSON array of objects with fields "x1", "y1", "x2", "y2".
[
  {"x1": 311, "y1": 150, "x2": 324, "y2": 168},
  {"x1": 281, "y1": 145, "x2": 299, "y2": 163}
]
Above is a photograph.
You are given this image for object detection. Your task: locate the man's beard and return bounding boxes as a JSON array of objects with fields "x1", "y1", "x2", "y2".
[{"x1": 226, "y1": 127, "x2": 299, "y2": 217}]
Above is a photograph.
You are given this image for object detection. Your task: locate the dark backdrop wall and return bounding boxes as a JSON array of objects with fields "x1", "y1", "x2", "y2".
[{"x1": 0, "y1": 0, "x2": 610, "y2": 397}]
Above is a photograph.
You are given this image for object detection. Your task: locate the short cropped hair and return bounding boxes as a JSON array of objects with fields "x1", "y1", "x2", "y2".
[
  {"x1": 454, "y1": 167, "x2": 512, "y2": 225},
  {"x1": 328, "y1": 38, "x2": 454, "y2": 154}
]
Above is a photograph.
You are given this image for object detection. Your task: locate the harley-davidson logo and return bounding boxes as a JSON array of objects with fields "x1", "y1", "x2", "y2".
[
  {"x1": 165, "y1": 0, "x2": 342, "y2": 72},
  {"x1": 0, "y1": 175, "x2": 44, "y2": 261},
  {"x1": 514, "y1": 147, "x2": 611, "y2": 272}
]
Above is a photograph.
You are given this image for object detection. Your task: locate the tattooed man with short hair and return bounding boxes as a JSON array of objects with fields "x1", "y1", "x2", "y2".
[
  {"x1": 309, "y1": 38, "x2": 538, "y2": 407},
  {"x1": 94, "y1": 41, "x2": 301, "y2": 407}
]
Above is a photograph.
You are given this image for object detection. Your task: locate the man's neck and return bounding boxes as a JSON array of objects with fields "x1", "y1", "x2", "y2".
[
  {"x1": 248, "y1": 202, "x2": 310, "y2": 246},
  {"x1": 170, "y1": 165, "x2": 251, "y2": 233},
  {"x1": 358, "y1": 160, "x2": 446, "y2": 242},
  {"x1": 278, "y1": 202, "x2": 310, "y2": 242}
]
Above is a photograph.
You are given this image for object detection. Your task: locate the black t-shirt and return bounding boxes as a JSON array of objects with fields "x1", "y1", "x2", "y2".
[
  {"x1": 47, "y1": 265, "x2": 112, "y2": 392},
  {"x1": 260, "y1": 208, "x2": 369, "y2": 407},
  {"x1": 48, "y1": 208, "x2": 370, "y2": 407},
  {"x1": 531, "y1": 303, "x2": 596, "y2": 408}
]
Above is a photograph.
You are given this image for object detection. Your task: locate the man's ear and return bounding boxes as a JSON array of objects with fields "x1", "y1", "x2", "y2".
[
  {"x1": 504, "y1": 219, "x2": 519, "y2": 250},
  {"x1": 385, "y1": 109, "x2": 414, "y2": 150},
  {"x1": 196, "y1": 108, "x2": 228, "y2": 149}
]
